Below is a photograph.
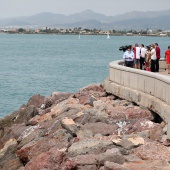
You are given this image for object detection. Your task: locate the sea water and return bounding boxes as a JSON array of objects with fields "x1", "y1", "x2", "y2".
[{"x1": 0, "y1": 34, "x2": 170, "y2": 117}]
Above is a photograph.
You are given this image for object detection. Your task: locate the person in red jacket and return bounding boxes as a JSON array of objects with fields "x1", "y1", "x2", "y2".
[
  {"x1": 155, "y1": 43, "x2": 161, "y2": 72},
  {"x1": 165, "y1": 46, "x2": 170, "y2": 74}
]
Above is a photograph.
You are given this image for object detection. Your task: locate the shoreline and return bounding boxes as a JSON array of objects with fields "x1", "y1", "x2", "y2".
[{"x1": 0, "y1": 32, "x2": 169, "y2": 37}]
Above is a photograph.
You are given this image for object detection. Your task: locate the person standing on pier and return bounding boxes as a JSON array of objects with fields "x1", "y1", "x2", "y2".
[
  {"x1": 165, "y1": 46, "x2": 170, "y2": 74},
  {"x1": 150, "y1": 44, "x2": 157, "y2": 72},
  {"x1": 140, "y1": 44, "x2": 146, "y2": 70},
  {"x1": 145, "y1": 46, "x2": 151, "y2": 71},
  {"x1": 133, "y1": 43, "x2": 141, "y2": 69},
  {"x1": 155, "y1": 43, "x2": 161, "y2": 72},
  {"x1": 123, "y1": 47, "x2": 134, "y2": 68}
]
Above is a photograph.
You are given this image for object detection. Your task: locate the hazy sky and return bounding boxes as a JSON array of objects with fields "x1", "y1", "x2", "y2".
[{"x1": 0, "y1": 0, "x2": 170, "y2": 19}]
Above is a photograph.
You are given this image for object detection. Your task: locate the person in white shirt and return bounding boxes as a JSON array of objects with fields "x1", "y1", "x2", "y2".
[
  {"x1": 133, "y1": 43, "x2": 141, "y2": 69},
  {"x1": 150, "y1": 44, "x2": 156, "y2": 72},
  {"x1": 123, "y1": 47, "x2": 134, "y2": 68},
  {"x1": 140, "y1": 44, "x2": 146, "y2": 70}
]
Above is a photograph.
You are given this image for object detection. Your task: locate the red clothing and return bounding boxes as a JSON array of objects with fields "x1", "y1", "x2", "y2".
[
  {"x1": 165, "y1": 50, "x2": 170, "y2": 64},
  {"x1": 133, "y1": 46, "x2": 140, "y2": 59},
  {"x1": 133, "y1": 47, "x2": 136, "y2": 59},
  {"x1": 155, "y1": 46, "x2": 161, "y2": 59}
]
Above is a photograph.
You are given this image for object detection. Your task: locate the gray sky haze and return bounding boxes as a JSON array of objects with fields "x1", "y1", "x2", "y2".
[{"x1": 0, "y1": 0, "x2": 170, "y2": 19}]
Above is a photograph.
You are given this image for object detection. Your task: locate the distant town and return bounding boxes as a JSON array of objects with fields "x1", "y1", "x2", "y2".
[{"x1": 0, "y1": 27, "x2": 170, "y2": 37}]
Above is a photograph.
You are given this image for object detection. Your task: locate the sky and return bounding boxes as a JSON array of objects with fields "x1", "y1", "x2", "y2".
[{"x1": 0, "y1": 0, "x2": 170, "y2": 19}]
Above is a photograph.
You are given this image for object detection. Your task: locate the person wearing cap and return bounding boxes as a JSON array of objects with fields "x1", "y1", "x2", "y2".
[{"x1": 155, "y1": 43, "x2": 161, "y2": 72}]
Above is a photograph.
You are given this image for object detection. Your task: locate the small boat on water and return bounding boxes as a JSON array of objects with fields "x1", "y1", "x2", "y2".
[
  {"x1": 106, "y1": 32, "x2": 110, "y2": 39},
  {"x1": 78, "y1": 33, "x2": 81, "y2": 39}
]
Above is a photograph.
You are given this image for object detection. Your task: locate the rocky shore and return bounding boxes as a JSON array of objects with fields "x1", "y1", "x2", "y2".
[{"x1": 0, "y1": 84, "x2": 170, "y2": 170}]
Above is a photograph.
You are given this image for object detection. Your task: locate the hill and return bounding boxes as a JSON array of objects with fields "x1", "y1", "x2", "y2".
[{"x1": 1, "y1": 9, "x2": 170, "y2": 30}]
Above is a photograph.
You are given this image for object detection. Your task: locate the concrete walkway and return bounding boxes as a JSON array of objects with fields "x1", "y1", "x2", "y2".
[{"x1": 158, "y1": 68, "x2": 170, "y2": 76}]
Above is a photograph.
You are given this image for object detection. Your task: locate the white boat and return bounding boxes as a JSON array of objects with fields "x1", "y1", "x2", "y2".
[
  {"x1": 78, "y1": 33, "x2": 81, "y2": 39},
  {"x1": 106, "y1": 32, "x2": 110, "y2": 39}
]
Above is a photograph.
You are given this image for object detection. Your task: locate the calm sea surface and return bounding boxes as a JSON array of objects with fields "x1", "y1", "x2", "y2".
[{"x1": 0, "y1": 34, "x2": 170, "y2": 117}]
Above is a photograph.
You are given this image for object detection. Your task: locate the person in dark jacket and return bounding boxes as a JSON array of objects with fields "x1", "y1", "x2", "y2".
[{"x1": 155, "y1": 43, "x2": 161, "y2": 72}]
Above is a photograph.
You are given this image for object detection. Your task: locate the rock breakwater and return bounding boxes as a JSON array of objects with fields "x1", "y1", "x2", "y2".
[{"x1": 0, "y1": 84, "x2": 170, "y2": 170}]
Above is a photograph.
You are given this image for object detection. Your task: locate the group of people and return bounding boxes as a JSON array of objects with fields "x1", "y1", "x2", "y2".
[{"x1": 123, "y1": 43, "x2": 170, "y2": 74}]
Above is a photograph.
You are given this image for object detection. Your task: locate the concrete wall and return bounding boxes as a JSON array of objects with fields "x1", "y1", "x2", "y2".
[
  {"x1": 103, "y1": 58, "x2": 170, "y2": 138},
  {"x1": 159, "y1": 58, "x2": 167, "y2": 69}
]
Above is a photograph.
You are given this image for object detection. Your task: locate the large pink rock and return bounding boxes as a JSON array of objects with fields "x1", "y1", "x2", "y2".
[
  {"x1": 123, "y1": 160, "x2": 170, "y2": 170},
  {"x1": 81, "y1": 122, "x2": 118, "y2": 135},
  {"x1": 74, "y1": 84, "x2": 105, "y2": 105},
  {"x1": 70, "y1": 148, "x2": 125, "y2": 166},
  {"x1": 108, "y1": 106, "x2": 127, "y2": 120},
  {"x1": 17, "y1": 131, "x2": 70, "y2": 162},
  {"x1": 74, "y1": 93, "x2": 92, "y2": 105},
  {"x1": 50, "y1": 97, "x2": 84, "y2": 117},
  {"x1": 0, "y1": 138, "x2": 17, "y2": 158},
  {"x1": 0, "y1": 124, "x2": 28, "y2": 144},
  {"x1": 104, "y1": 161, "x2": 129, "y2": 170},
  {"x1": 27, "y1": 94, "x2": 45, "y2": 108},
  {"x1": 124, "y1": 107, "x2": 153, "y2": 120},
  {"x1": 49, "y1": 92, "x2": 72, "y2": 105},
  {"x1": 24, "y1": 146, "x2": 76, "y2": 170},
  {"x1": 79, "y1": 84, "x2": 105, "y2": 93},
  {"x1": 70, "y1": 154, "x2": 98, "y2": 165},
  {"x1": 124, "y1": 118, "x2": 163, "y2": 135},
  {"x1": 61, "y1": 117, "x2": 78, "y2": 135},
  {"x1": 132, "y1": 141, "x2": 170, "y2": 161},
  {"x1": 28, "y1": 112, "x2": 52, "y2": 125},
  {"x1": 67, "y1": 138, "x2": 112, "y2": 157},
  {"x1": 1, "y1": 158, "x2": 23, "y2": 170},
  {"x1": 106, "y1": 105, "x2": 153, "y2": 123}
]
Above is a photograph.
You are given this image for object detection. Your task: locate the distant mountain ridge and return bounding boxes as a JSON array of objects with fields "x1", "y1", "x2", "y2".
[{"x1": 1, "y1": 9, "x2": 170, "y2": 30}]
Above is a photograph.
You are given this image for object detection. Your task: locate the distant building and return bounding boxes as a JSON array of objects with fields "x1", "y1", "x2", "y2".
[
  {"x1": 159, "y1": 33, "x2": 167, "y2": 37},
  {"x1": 147, "y1": 30, "x2": 153, "y2": 34},
  {"x1": 163, "y1": 30, "x2": 170, "y2": 33},
  {"x1": 99, "y1": 30, "x2": 107, "y2": 34},
  {"x1": 35, "y1": 29, "x2": 40, "y2": 33},
  {"x1": 126, "y1": 33, "x2": 133, "y2": 35}
]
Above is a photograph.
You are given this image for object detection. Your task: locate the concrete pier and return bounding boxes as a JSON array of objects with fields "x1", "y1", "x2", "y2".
[{"x1": 103, "y1": 59, "x2": 170, "y2": 138}]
